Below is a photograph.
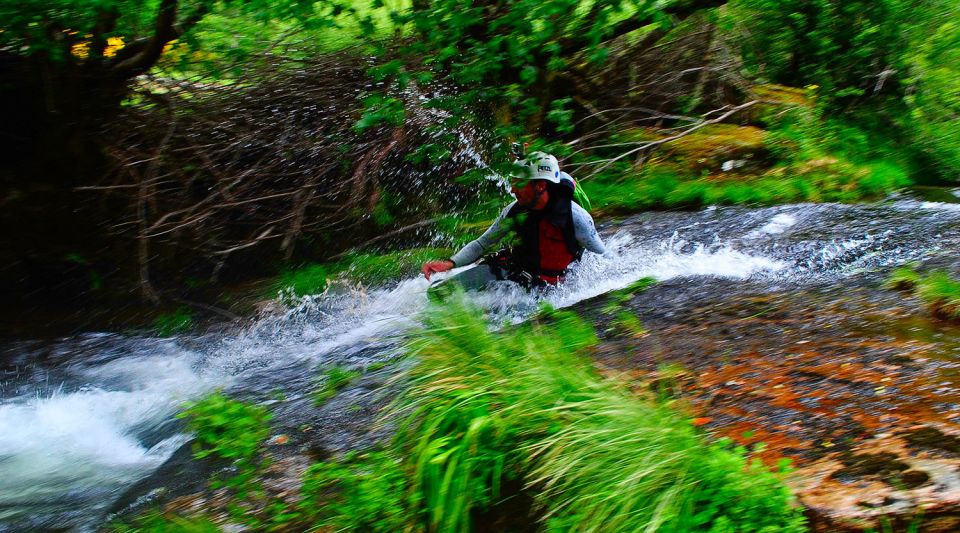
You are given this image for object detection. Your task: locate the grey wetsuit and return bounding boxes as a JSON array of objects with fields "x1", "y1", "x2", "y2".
[{"x1": 433, "y1": 201, "x2": 605, "y2": 292}]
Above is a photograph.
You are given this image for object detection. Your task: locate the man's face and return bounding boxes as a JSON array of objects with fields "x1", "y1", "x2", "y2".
[{"x1": 511, "y1": 179, "x2": 547, "y2": 208}]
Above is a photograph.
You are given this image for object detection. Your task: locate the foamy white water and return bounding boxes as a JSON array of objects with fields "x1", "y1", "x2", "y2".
[
  {"x1": 921, "y1": 201, "x2": 960, "y2": 211},
  {"x1": 752, "y1": 213, "x2": 798, "y2": 236},
  {"x1": 0, "y1": 351, "x2": 208, "y2": 529}
]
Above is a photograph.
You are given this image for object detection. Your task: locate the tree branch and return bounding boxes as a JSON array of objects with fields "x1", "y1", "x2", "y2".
[
  {"x1": 89, "y1": 8, "x2": 120, "y2": 60},
  {"x1": 111, "y1": 0, "x2": 211, "y2": 76},
  {"x1": 328, "y1": 218, "x2": 441, "y2": 261},
  {"x1": 111, "y1": 0, "x2": 178, "y2": 75}
]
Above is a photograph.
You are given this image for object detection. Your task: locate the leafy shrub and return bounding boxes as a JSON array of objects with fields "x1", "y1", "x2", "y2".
[
  {"x1": 298, "y1": 450, "x2": 413, "y2": 532},
  {"x1": 180, "y1": 392, "x2": 271, "y2": 463},
  {"x1": 725, "y1": 0, "x2": 907, "y2": 104}
]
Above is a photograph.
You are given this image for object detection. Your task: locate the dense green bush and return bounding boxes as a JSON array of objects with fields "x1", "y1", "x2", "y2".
[
  {"x1": 904, "y1": 19, "x2": 960, "y2": 180},
  {"x1": 725, "y1": 0, "x2": 959, "y2": 182},
  {"x1": 725, "y1": 0, "x2": 907, "y2": 102}
]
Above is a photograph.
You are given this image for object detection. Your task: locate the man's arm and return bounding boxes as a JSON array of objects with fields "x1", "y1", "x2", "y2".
[
  {"x1": 423, "y1": 202, "x2": 515, "y2": 280},
  {"x1": 449, "y1": 201, "x2": 516, "y2": 266},
  {"x1": 571, "y1": 203, "x2": 606, "y2": 255}
]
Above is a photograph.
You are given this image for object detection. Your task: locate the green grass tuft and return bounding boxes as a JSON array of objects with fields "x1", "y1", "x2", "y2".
[
  {"x1": 393, "y1": 294, "x2": 806, "y2": 532},
  {"x1": 885, "y1": 265, "x2": 922, "y2": 291},
  {"x1": 916, "y1": 271, "x2": 960, "y2": 320},
  {"x1": 313, "y1": 365, "x2": 362, "y2": 405},
  {"x1": 886, "y1": 266, "x2": 960, "y2": 320},
  {"x1": 153, "y1": 307, "x2": 193, "y2": 337},
  {"x1": 108, "y1": 510, "x2": 222, "y2": 533}
]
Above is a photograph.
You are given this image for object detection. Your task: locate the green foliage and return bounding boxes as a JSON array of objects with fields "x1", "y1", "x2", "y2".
[
  {"x1": 579, "y1": 102, "x2": 913, "y2": 214},
  {"x1": 676, "y1": 440, "x2": 805, "y2": 533},
  {"x1": 298, "y1": 450, "x2": 413, "y2": 531},
  {"x1": 179, "y1": 391, "x2": 273, "y2": 521},
  {"x1": 885, "y1": 265, "x2": 921, "y2": 291},
  {"x1": 109, "y1": 510, "x2": 221, "y2": 533},
  {"x1": 275, "y1": 263, "x2": 339, "y2": 298},
  {"x1": 367, "y1": 0, "x2": 721, "y2": 169},
  {"x1": 904, "y1": 18, "x2": 960, "y2": 180},
  {"x1": 179, "y1": 391, "x2": 271, "y2": 463},
  {"x1": 153, "y1": 307, "x2": 194, "y2": 337},
  {"x1": 313, "y1": 365, "x2": 362, "y2": 405},
  {"x1": 355, "y1": 94, "x2": 406, "y2": 133},
  {"x1": 724, "y1": 0, "x2": 958, "y2": 181},
  {"x1": 603, "y1": 276, "x2": 656, "y2": 313},
  {"x1": 916, "y1": 271, "x2": 960, "y2": 320},
  {"x1": 725, "y1": 0, "x2": 909, "y2": 102},
  {"x1": 397, "y1": 295, "x2": 806, "y2": 532},
  {"x1": 611, "y1": 311, "x2": 647, "y2": 337},
  {"x1": 274, "y1": 247, "x2": 454, "y2": 297},
  {"x1": 2, "y1": 0, "x2": 344, "y2": 63},
  {"x1": 65, "y1": 252, "x2": 104, "y2": 290}
]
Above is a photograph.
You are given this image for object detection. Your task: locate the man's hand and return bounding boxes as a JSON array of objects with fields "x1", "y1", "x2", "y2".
[{"x1": 422, "y1": 260, "x2": 455, "y2": 281}]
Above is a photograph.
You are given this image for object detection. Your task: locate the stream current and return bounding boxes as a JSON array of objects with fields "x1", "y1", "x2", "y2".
[{"x1": 2, "y1": 197, "x2": 960, "y2": 531}]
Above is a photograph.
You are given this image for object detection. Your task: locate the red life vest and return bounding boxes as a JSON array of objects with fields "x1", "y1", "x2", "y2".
[{"x1": 506, "y1": 199, "x2": 583, "y2": 284}]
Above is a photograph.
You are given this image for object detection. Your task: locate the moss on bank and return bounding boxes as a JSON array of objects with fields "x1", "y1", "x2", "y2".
[{"x1": 578, "y1": 88, "x2": 912, "y2": 215}]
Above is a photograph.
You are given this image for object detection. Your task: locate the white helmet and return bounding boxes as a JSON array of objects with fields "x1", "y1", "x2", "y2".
[{"x1": 517, "y1": 151, "x2": 561, "y2": 183}]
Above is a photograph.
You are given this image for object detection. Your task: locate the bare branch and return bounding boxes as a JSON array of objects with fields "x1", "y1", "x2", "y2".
[
  {"x1": 111, "y1": 0, "x2": 211, "y2": 76},
  {"x1": 328, "y1": 218, "x2": 442, "y2": 261},
  {"x1": 570, "y1": 101, "x2": 759, "y2": 179}
]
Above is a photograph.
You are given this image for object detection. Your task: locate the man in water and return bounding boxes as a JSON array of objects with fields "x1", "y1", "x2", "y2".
[{"x1": 422, "y1": 151, "x2": 606, "y2": 290}]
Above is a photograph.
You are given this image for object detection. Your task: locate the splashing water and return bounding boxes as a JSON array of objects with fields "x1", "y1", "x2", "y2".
[{"x1": 2, "y1": 199, "x2": 960, "y2": 531}]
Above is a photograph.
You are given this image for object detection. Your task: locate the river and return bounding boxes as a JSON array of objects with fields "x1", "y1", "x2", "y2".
[{"x1": 2, "y1": 195, "x2": 959, "y2": 531}]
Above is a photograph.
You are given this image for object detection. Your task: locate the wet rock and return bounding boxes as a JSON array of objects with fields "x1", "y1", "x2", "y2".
[
  {"x1": 107, "y1": 440, "x2": 220, "y2": 519},
  {"x1": 903, "y1": 427, "x2": 960, "y2": 456},
  {"x1": 831, "y1": 452, "x2": 909, "y2": 482},
  {"x1": 899, "y1": 470, "x2": 931, "y2": 489}
]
